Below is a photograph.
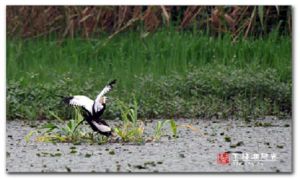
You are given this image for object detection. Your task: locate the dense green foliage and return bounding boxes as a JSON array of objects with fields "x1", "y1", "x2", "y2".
[{"x1": 7, "y1": 30, "x2": 292, "y2": 120}]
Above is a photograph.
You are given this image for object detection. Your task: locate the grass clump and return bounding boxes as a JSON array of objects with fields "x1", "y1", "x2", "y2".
[
  {"x1": 25, "y1": 107, "x2": 108, "y2": 144},
  {"x1": 114, "y1": 97, "x2": 178, "y2": 143},
  {"x1": 153, "y1": 120, "x2": 170, "y2": 141},
  {"x1": 113, "y1": 96, "x2": 145, "y2": 143},
  {"x1": 153, "y1": 119, "x2": 177, "y2": 141}
]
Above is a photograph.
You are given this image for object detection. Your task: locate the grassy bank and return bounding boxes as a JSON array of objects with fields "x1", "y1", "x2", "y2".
[{"x1": 7, "y1": 30, "x2": 292, "y2": 120}]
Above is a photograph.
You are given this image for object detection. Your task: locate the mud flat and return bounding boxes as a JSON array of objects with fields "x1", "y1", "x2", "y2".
[{"x1": 6, "y1": 118, "x2": 292, "y2": 173}]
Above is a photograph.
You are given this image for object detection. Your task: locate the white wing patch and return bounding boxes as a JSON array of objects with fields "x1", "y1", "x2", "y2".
[
  {"x1": 69, "y1": 95, "x2": 94, "y2": 114},
  {"x1": 91, "y1": 121, "x2": 111, "y2": 132},
  {"x1": 94, "y1": 85, "x2": 113, "y2": 113},
  {"x1": 95, "y1": 85, "x2": 112, "y2": 102}
]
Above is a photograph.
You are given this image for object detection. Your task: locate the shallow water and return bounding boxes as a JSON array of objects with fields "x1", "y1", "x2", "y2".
[{"x1": 6, "y1": 118, "x2": 292, "y2": 173}]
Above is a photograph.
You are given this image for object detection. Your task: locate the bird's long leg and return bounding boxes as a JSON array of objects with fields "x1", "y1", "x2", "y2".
[{"x1": 72, "y1": 119, "x2": 85, "y2": 134}]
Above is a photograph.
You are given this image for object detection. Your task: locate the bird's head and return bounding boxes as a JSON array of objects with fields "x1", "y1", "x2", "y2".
[{"x1": 99, "y1": 96, "x2": 107, "y2": 104}]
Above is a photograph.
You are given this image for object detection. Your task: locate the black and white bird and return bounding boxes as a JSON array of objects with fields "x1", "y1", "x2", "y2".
[{"x1": 63, "y1": 80, "x2": 116, "y2": 137}]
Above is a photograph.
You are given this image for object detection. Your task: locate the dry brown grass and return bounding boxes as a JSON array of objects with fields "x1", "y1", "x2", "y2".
[{"x1": 7, "y1": 6, "x2": 291, "y2": 39}]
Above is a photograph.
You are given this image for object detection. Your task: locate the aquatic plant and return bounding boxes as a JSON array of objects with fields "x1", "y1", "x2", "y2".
[
  {"x1": 153, "y1": 119, "x2": 177, "y2": 141},
  {"x1": 25, "y1": 99, "x2": 178, "y2": 144},
  {"x1": 25, "y1": 107, "x2": 107, "y2": 144},
  {"x1": 113, "y1": 96, "x2": 144, "y2": 143}
]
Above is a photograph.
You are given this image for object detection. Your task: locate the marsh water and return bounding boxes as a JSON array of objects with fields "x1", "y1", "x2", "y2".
[{"x1": 6, "y1": 118, "x2": 292, "y2": 173}]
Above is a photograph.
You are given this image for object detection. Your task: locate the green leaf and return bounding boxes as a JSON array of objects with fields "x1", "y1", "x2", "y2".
[
  {"x1": 67, "y1": 121, "x2": 73, "y2": 132},
  {"x1": 61, "y1": 127, "x2": 69, "y2": 135},
  {"x1": 40, "y1": 123, "x2": 58, "y2": 132},
  {"x1": 49, "y1": 111, "x2": 64, "y2": 122},
  {"x1": 41, "y1": 123, "x2": 57, "y2": 129},
  {"x1": 170, "y1": 119, "x2": 177, "y2": 137},
  {"x1": 114, "y1": 127, "x2": 120, "y2": 134},
  {"x1": 24, "y1": 130, "x2": 38, "y2": 142},
  {"x1": 163, "y1": 119, "x2": 170, "y2": 126},
  {"x1": 156, "y1": 121, "x2": 162, "y2": 131}
]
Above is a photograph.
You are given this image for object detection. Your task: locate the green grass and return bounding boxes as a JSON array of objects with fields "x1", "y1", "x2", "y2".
[{"x1": 7, "y1": 29, "x2": 292, "y2": 120}]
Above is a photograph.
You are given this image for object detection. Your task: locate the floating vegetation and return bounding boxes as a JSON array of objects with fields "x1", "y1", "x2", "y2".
[
  {"x1": 230, "y1": 141, "x2": 244, "y2": 148},
  {"x1": 70, "y1": 150, "x2": 77, "y2": 154},
  {"x1": 85, "y1": 153, "x2": 92, "y2": 158},
  {"x1": 108, "y1": 150, "x2": 115, "y2": 155},
  {"x1": 277, "y1": 145, "x2": 284, "y2": 149},
  {"x1": 36, "y1": 152, "x2": 62, "y2": 157},
  {"x1": 144, "y1": 161, "x2": 156, "y2": 167},
  {"x1": 254, "y1": 122, "x2": 273, "y2": 127},
  {"x1": 224, "y1": 136, "x2": 231, "y2": 142},
  {"x1": 50, "y1": 153, "x2": 62, "y2": 157}
]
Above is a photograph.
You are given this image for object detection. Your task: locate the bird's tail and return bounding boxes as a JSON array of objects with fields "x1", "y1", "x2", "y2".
[
  {"x1": 62, "y1": 96, "x2": 73, "y2": 104},
  {"x1": 54, "y1": 94, "x2": 72, "y2": 104}
]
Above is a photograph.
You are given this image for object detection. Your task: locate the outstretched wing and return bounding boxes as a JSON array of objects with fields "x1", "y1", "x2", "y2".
[
  {"x1": 95, "y1": 80, "x2": 116, "y2": 101},
  {"x1": 63, "y1": 95, "x2": 94, "y2": 114},
  {"x1": 94, "y1": 80, "x2": 116, "y2": 112}
]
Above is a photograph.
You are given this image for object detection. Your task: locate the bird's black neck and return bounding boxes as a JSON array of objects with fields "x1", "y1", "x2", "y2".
[{"x1": 91, "y1": 102, "x2": 106, "y2": 121}]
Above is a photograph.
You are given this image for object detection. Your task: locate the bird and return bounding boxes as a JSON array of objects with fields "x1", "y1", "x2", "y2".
[{"x1": 62, "y1": 80, "x2": 116, "y2": 137}]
